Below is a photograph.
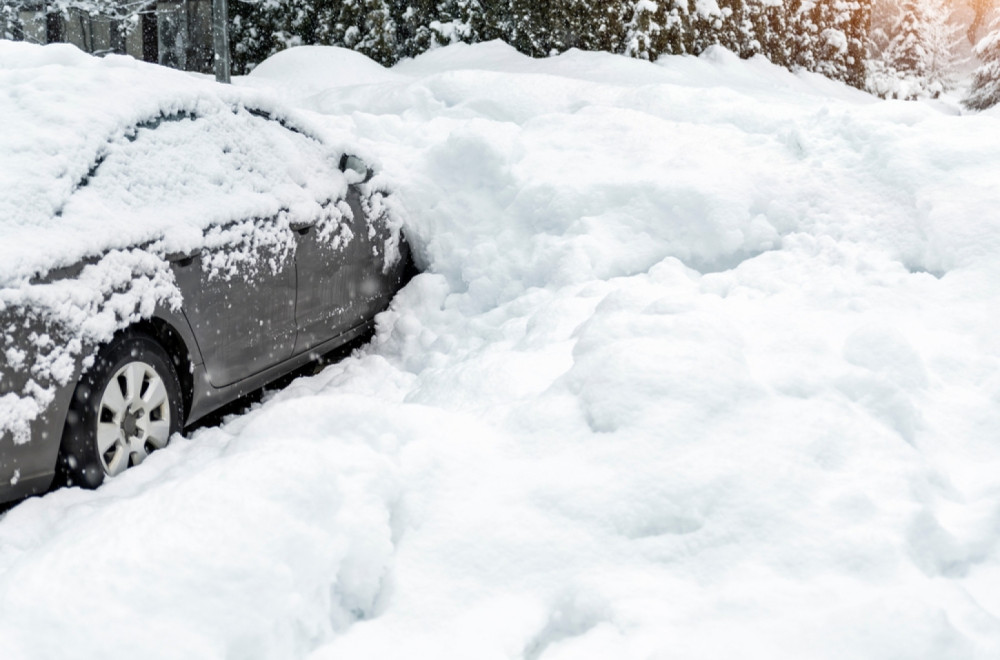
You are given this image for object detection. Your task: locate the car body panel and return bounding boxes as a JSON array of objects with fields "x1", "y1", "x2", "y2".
[
  {"x1": 294, "y1": 188, "x2": 368, "y2": 354},
  {"x1": 172, "y1": 235, "x2": 297, "y2": 388},
  {"x1": 0, "y1": 301, "x2": 203, "y2": 499}
]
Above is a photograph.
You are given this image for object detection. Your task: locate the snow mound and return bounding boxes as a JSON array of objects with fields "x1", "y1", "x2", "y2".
[
  {"x1": 248, "y1": 45, "x2": 406, "y2": 94},
  {"x1": 2, "y1": 42, "x2": 1000, "y2": 660}
]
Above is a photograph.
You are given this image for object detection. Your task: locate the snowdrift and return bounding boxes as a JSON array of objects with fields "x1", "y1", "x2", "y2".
[{"x1": 1, "y1": 41, "x2": 999, "y2": 659}]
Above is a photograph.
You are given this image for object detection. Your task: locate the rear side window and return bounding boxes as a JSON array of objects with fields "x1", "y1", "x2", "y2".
[{"x1": 58, "y1": 108, "x2": 349, "y2": 257}]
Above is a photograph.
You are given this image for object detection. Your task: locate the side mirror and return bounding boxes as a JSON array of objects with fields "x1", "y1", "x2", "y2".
[{"x1": 339, "y1": 154, "x2": 373, "y2": 182}]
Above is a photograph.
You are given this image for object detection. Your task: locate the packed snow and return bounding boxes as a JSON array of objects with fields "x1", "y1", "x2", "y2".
[{"x1": 2, "y1": 40, "x2": 1000, "y2": 659}]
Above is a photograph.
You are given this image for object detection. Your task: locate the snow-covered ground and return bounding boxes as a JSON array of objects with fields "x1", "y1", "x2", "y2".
[{"x1": 2, "y1": 41, "x2": 1000, "y2": 659}]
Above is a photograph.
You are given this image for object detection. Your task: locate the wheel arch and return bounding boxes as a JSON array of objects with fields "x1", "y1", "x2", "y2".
[{"x1": 126, "y1": 316, "x2": 199, "y2": 427}]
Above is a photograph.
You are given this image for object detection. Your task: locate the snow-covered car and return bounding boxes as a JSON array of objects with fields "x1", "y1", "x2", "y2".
[{"x1": 0, "y1": 43, "x2": 411, "y2": 503}]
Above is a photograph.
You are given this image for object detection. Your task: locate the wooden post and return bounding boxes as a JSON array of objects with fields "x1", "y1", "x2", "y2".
[{"x1": 212, "y1": 0, "x2": 230, "y2": 83}]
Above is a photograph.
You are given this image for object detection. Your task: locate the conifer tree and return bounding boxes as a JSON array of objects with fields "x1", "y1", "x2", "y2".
[
  {"x1": 1, "y1": 4, "x2": 17, "y2": 41},
  {"x1": 395, "y1": 0, "x2": 441, "y2": 57},
  {"x1": 466, "y1": 0, "x2": 513, "y2": 43},
  {"x1": 546, "y1": 0, "x2": 579, "y2": 51},
  {"x1": 624, "y1": 0, "x2": 666, "y2": 59},
  {"x1": 886, "y1": 0, "x2": 931, "y2": 82},
  {"x1": 6, "y1": 0, "x2": 874, "y2": 91},
  {"x1": 785, "y1": 0, "x2": 868, "y2": 89},
  {"x1": 332, "y1": 0, "x2": 364, "y2": 48},
  {"x1": 755, "y1": 0, "x2": 797, "y2": 68},
  {"x1": 334, "y1": 0, "x2": 397, "y2": 65},
  {"x1": 508, "y1": 0, "x2": 553, "y2": 57},
  {"x1": 358, "y1": 0, "x2": 398, "y2": 64},
  {"x1": 965, "y1": 15, "x2": 1000, "y2": 109},
  {"x1": 427, "y1": 0, "x2": 484, "y2": 44},
  {"x1": 716, "y1": 0, "x2": 752, "y2": 55},
  {"x1": 582, "y1": 0, "x2": 630, "y2": 53},
  {"x1": 545, "y1": 0, "x2": 627, "y2": 53},
  {"x1": 230, "y1": 0, "x2": 303, "y2": 74},
  {"x1": 872, "y1": 0, "x2": 957, "y2": 99},
  {"x1": 684, "y1": 0, "x2": 723, "y2": 55},
  {"x1": 868, "y1": 0, "x2": 897, "y2": 54},
  {"x1": 923, "y1": 0, "x2": 961, "y2": 94}
]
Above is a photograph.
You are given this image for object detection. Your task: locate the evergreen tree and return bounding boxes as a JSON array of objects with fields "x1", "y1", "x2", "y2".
[
  {"x1": 464, "y1": 0, "x2": 513, "y2": 43},
  {"x1": 331, "y1": 0, "x2": 363, "y2": 47},
  {"x1": 886, "y1": 0, "x2": 931, "y2": 81},
  {"x1": 754, "y1": 0, "x2": 798, "y2": 68},
  {"x1": 333, "y1": 0, "x2": 397, "y2": 65},
  {"x1": 547, "y1": 0, "x2": 628, "y2": 53},
  {"x1": 922, "y1": 0, "x2": 962, "y2": 94},
  {"x1": 583, "y1": 0, "x2": 630, "y2": 53},
  {"x1": 230, "y1": 0, "x2": 338, "y2": 74},
  {"x1": 624, "y1": 0, "x2": 668, "y2": 59},
  {"x1": 508, "y1": 0, "x2": 553, "y2": 57},
  {"x1": 230, "y1": 0, "x2": 282, "y2": 74},
  {"x1": 868, "y1": 0, "x2": 897, "y2": 54},
  {"x1": 869, "y1": 0, "x2": 958, "y2": 99},
  {"x1": 684, "y1": 0, "x2": 724, "y2": 55},
  {"x1": 357, "y1": 0, "x2": 398, "y2": 64},
  {"x1": 395, "y1": 0, "x2": 441, "y2": 58},
  {"x1": 546, "y1": 0, "x2": 581, "y2": 51},
  {"x1": 1, "y1": 4, "x2": 17, "y2": 41},
  {"x1": 783, "y1": 0, "x2": 868, "y2": 89},
  {"x1": 965, "y1": 15, "x2": 1000, "y2": 109},
  {"x1": 716, "y1": 0, "x2": 753, "y2": 56},
  {"x1": 427, "y1": 0, "x2": 491, "y2": 44}
]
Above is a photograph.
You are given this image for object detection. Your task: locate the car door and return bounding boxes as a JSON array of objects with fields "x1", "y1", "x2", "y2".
[
  {"x1": 292, "y1": 187, "x2": 370, "y2": 355},
  {"x1": 171, "y1": 219, "x2": 297, "y2": 387},
  {"x1": 293, "y1": 157, "x2": 404, "y2": 356}
]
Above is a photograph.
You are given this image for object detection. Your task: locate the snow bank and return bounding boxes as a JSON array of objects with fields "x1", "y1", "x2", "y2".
[{"x1": 2, "y1": 41, "x2": 1000, "y2": 659}]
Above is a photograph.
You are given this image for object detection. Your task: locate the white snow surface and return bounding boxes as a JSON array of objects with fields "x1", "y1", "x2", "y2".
[{"x1": 3, "y1": 41, "x2": 1000, "y2": 658}]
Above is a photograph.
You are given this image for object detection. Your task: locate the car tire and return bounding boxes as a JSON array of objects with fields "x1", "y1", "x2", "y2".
[{"x1": 58, "y1": 332, "x2": 183, "y2": 489}]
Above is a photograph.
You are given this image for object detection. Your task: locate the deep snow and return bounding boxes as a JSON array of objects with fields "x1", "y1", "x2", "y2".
[{"x1": 2, "y1": 41, "x2": 1000, "y2": 659}]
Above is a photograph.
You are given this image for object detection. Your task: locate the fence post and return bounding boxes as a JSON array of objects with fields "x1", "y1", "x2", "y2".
[{"x1": 212, "y1": 0, "x2": 230, "y2": 83}]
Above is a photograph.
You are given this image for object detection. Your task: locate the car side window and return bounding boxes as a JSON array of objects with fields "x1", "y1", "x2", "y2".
[{"x1": 58, "y1": 108, "x2": 350, "y2": 264}]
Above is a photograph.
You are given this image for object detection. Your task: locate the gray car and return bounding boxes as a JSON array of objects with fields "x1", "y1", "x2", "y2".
[{"x1": 0, "y1": 98, "x2": 412, "y2": 504}]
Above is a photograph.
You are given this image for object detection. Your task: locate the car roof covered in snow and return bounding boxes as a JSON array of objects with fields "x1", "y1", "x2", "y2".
[{"x1": 0, "y1": 41, "x2": 353, "y2": 287}]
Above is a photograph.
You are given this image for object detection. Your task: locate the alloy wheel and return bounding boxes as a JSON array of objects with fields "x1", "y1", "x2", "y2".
[{"x1": 96, "y1": 361, "x2": 172, "y2": 476}]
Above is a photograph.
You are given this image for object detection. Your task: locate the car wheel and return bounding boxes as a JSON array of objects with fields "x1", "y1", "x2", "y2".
[{"x1": 59, "y1": 332, "x2": 183, "y2": 489}]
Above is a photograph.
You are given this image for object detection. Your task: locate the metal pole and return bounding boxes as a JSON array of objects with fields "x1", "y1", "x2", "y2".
[{"x1": 212, "y1": 0, "x2": 230, "y2": 83}]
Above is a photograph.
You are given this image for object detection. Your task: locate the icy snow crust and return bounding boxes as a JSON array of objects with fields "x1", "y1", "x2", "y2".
[{"x1": 2, "y1": 42, "x2": 1000, "y2": 658}]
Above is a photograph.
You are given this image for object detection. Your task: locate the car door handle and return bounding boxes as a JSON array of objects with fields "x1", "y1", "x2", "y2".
[
  {"x1": 290, "y1": 220, "x2": 315, "y2": 235},
  {"x1": 166, "y1": 247, "x2": 202, "y2": 267}
]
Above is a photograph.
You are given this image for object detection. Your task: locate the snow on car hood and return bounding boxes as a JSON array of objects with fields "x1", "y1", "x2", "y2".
[{"x1": 0, "y1": 41, "x2": 353, "y2": 287}]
